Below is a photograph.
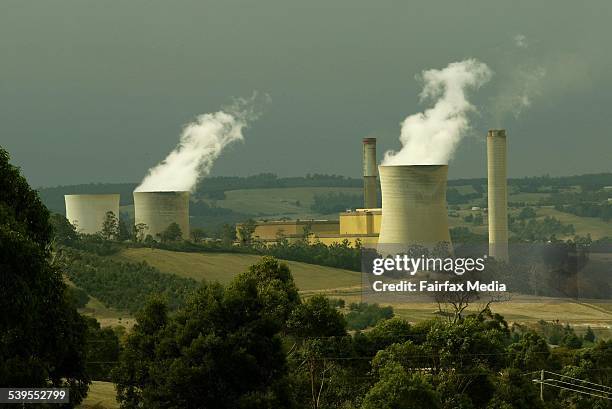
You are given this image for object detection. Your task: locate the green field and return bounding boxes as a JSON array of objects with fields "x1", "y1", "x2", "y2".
[
  {"x1": 78, "y1": 382, "x2": 118, "y2": 409},
  {"x1": 536, "y1": 206, "x2": 612, "y2": 239},
  {"x1": 116, "y1": 248, "x2": 361, "y2": 292},
  {"x1": 206, "y1": 187, "x2": 363, "y2": 218}
]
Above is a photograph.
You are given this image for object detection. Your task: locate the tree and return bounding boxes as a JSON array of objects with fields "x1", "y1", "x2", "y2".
[
  {"x1": 220, "y1": 223, "x2": 237, "y2": 246},
  {"x1": 49, "y1": 212, "x2": 79, "y2": 245},
  {"x1": 507, "y1": 332, "x2": 551, "y2": 372},
  {"x1": 518, "y1": 207, "x2": 537, "y2": 220},
  {"x1": 118, "y1": 216, "x2": 132, "y2": 241},
  {"x1": 113, "y1": 257, "x2": 298, "y2": 408},
  {"x1": 583, "y1": 326, "x2": 596, "y2": 343},
  {"x1": 286, "y1": 295, "x2": 346, "y2": 409},
  {"x1": 159, "y1": 222, "x2": 183, "y2": 243},
  {"x1": 0, "y1": 146, "x2": 89, "y2": 406},
  {"x1": 84, "y1": 316, "x2": 120, "y2": 381},
  {"x1": 287, "y1": 295, "x2": 346, "y2": 339},
  {"x1": 190, "y1": 227, "x2": 206, "y2": 243},
  {"x1": 362, "y1": 362, "x2": 440, "y2": 409},
  {"x1": 100, "y1": 210, "x2": 119, "y2": 240},
  {"x1": 238, "y1": 219, "x2": 257, "y2": 246},
  {"x1": 132, "y1": 222, "x2": 148, "y2": 242}
]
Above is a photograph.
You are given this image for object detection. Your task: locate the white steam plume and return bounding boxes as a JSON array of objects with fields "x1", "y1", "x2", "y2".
[
  {"x1": 135, "y1": 96, "x2": 263, "y2": 192},
  {"x1": 383, "y1": 59, "x2": 492, "y2": 166}
]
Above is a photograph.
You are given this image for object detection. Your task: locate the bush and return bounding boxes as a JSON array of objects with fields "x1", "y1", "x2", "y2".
[{"x1": 345, "y1": 303, "x2": 394, "y2": 330}]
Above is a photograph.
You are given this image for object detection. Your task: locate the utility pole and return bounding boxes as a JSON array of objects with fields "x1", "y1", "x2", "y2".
[{"x1": 540, "y1": 369, "x2": 544, "y2": 402}]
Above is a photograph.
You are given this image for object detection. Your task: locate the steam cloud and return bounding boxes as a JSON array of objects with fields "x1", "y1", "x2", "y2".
[
  {"x1": 383, "y1": 59, "x2": 492, "y2": 166},
  {"x1": 135, "y1": 97, "x2": 261, "y2": 192}
]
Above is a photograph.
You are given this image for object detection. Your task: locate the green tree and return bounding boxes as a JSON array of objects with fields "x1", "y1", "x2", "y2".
[
  {"x1": 190, "y1": 227, "x2": 206, "y2": 243},
  {"x1": 118, "y1": 216, "x2": 132, "y2": 241},
  {"x1": 286, "y1": 295, "x2": 347, "y2": 409},
  {"x1": 113, "y1": 257, "x2": 298, "y2": 409},
  {"x1": 84, "y1": 316, "x2": 120, "y2": 381},
  {"x1": 0, "y1": 146, "x2": 89, "y2": 406},
  {"x1": 583, "y1": 326, "x2": 596, "y2": 343},
  {"x1": 49, "y1": 212, "x2": 79, "y2": 245},
  {"x1": 100, "y1": 210, "x2": 119, "y2": 240},
  {"x1": 132, "y1": 222, "x2": 148, "y2": 242},
  {"x1": 518, "y1": 207, "x2": 537, "y2": 220},
  {"x1": 158, "y1": 222, "x2": 183, "y2": 242},
  {"x1": 507, "y1": 332, "x2": 551, "y2": 371},
  {"x1": 238, "y1": 219, "x2": 257, "y2": 246},
  {"x1": 362, "y1": 362, "x2": 440, "y2": 409},
  {"x1": 287, "y1": 295, "x2": 346, "y2": 338},
  {"x1": 220, "y1": 223, "x2": 237, "y2": 246},
  {"x1": 487, "y1": 368, "x2": 544, "y2": 409}
]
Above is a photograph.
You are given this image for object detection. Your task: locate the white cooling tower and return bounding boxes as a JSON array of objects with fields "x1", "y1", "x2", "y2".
[
  {"x1": 133, "y1": 191, "x2": 190, "y2": 240},
  {"x1": 363, "y1": 137, "x2": 378, "y2": 209},
  {"x1": 487, "y1": 129, "x2": 509, "y2": 262},
  {"x1": 64, "y1": 194, "x2": 120, "y2": 235},
  {"x1": 378, "y1": 165, "x2": 451, "y2": 248}
]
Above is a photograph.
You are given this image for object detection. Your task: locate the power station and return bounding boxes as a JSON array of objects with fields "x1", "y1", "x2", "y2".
[
  {"x1": 377, "y1": 165, "x2": 451, "y2": 249},
  {"x1": 133, "y1": 191, "x2": 190, "y2": 240},
  {"x1": 64, "y1": 194, "x2": 120, "y2": 235},
  {"x1": 487, "y1": 129, "x2": 509, "y2": 261},
  {"x1": 66, "y1": 129, "x2": 510, "y2": 252}
]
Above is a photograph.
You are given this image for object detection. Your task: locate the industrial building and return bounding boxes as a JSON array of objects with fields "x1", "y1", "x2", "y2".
[
  {"x1": 133, "y1": 191, "x2": 190, "y2": 240},
  {"x1": 238, "y1": 219, "x2": 340, "y2": 244},
  {"x1": 64, "y1": 194, "x2": 120, "y2": 235}
]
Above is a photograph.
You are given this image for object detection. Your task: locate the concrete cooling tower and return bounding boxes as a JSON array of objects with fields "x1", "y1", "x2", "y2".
[
  {"x1": 64, "y1": 194, "x2": 120, "y2": 235},
  {"x1": 487, "y1": 129, "x2": 509, "y2": 262},
  {"x1": 363, "y1": 137, "x2": 378, "y2": 208},
  {"x1": 378, "y1": 165, "x2": 451, "y2": 249},
  {"x1": 133, "y1": 191, "x2": 190, "y2": 240}
]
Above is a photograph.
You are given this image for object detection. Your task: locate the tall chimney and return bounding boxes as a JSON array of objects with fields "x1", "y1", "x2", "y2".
[
  {"x1": 487, "y1": 129, "x2": 509, "y2": 262},
  {"x1": 363, "y1": 137, "x2": 378, "y2": 208}
]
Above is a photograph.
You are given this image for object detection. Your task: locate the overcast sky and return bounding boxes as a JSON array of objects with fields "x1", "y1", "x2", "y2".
[{"x1": 1, "y1": 0, "x2": 611, "y2": 187}]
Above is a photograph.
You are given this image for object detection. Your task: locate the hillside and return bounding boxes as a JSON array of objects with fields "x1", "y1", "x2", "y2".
[{"x1": 114, "y1": 248, "x2": 362, "y2": 292}]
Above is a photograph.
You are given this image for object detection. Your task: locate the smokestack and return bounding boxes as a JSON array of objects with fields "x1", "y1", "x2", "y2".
[
  {"x1": 378, "y1": 165, "x2": 451, "y2": 249},
  {"x1": 133, "y1": 191, "x2": 190, "y2": 241},
  {"x1": 65, "y1": 194, "x2": 120, "y2": 235},
  {"x1": 363, "y1": 137, "x2": 378, "y2": 208},
  {"x1": 487, "y1": 129, "x2": 509, "y2": 262}
]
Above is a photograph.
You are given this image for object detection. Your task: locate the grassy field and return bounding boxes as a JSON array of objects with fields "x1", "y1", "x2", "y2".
[
  {"x1": 116, "y1": 248, "x2": 361, "y2": 292},
  {"x1": 536, "y1": 206, "x2": 612, "y2": 239},
  {"x1": 206, "y1": 187, "x2": 363, "y2": 218},
  {"x1": 78, "y1": 382, "x2": 118, "y2": 409},
  {"x1": 79, "y1": 295, "x2": 135, "y2": 330}
]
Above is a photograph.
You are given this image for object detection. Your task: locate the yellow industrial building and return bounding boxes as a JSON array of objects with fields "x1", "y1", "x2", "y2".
[{"x1": 237, "y1": 208, "x2": 381, "y2": 247}]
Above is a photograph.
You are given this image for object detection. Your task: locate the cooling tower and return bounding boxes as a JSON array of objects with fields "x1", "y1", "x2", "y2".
[
  {"x1": 363, "y1": 137, "x2": 378, "y2": 208},
  {"x1": 64, "y1": 194, "x2": 120, "y2": 235},
  {"x1": 133, "y1": 191, "x2": 190, "y2": 240},
  {"x1": 378, "y1": 165, "x2": 451, "y2": 249},
  {"x1": 487, "y1": 129, "x2": 509, "y2": 261}
]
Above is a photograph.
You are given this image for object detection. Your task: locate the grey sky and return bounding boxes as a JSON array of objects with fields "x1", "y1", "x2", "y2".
[{"x1": 1, "y1": 0, "x2": 610, "y2": 187}]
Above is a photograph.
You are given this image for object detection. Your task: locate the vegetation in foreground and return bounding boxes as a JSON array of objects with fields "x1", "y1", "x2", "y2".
[{"x1": 112, "y1": 256, "x2": 612, "y2": 409}]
